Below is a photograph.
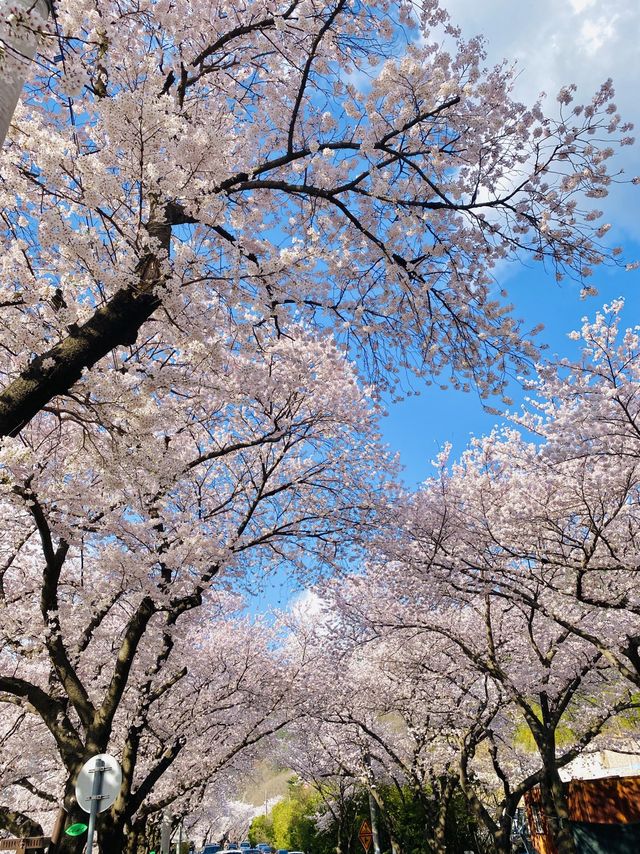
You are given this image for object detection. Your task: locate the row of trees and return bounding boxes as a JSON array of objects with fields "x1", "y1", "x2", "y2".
[
  {"x1": 279, "y1": 303, "x2": 640, "y2": 854},
  {"x1": 0, "y1": 0, "x2": 637, "y2": 850},
  {"x1": 0, "y1": 327, "x2": 386, "y2": 853},
  {"x1": 250, "y1": 773, "x2": 479, "y2": 854}
]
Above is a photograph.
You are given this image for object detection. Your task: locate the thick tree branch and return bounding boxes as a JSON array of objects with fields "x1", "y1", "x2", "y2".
[{"x1": 0, "y1": 676, "x2": 83, "y2": 768}]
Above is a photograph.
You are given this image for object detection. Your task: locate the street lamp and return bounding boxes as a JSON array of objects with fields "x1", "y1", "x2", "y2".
[{"x1": 0, "y1": 0, "x2": 53, "y2": 146}]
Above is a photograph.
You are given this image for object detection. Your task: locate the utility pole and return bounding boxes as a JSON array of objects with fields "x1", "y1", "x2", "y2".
[
  {"x1": 366, "y1": 790, "x2": 382, "y2": 854},
  {"x1": 361, "y1": 754, "x2": 381, "y2": 854},
  {"x1": 161, "y1": 812, "x2": 171, "y2": 854},
  {"x1": 0, "y1": 0, "x2": 53, "y2": 146}
]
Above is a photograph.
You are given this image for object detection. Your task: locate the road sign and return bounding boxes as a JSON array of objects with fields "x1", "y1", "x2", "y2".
[
  {"x1": 75, "y1": 753, "x2": 123, "y2": 854},
  {"x1": 75, "y1": 753, "x2": 122, "y2": 814},
  {"x1": 358, "y1": 820, "x2": 373, "y2": 852}
]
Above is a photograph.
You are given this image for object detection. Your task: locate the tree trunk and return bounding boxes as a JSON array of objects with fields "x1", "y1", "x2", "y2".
[
  {"x1": 97, "y1": 814, "x2": 128, "y2": 854},
  {"x1": 540, "y1": 774, "x2": 576, "y2": 854},
  {"x1": 493, "y1": 814, "x2": 513, "y2": 854},
  {"x1": 127, "y1": 816, "x2": 156, "y2": 854},
  {"x1": 428, "y1": 775, "x2": 456, "y2": 854},
  {"x1": 0, "y1": 286, "x2": 159, "y2": 436},
  {"x1": 431, "y1": 813, "x2": 447, "y2": 854},
  {"x1": 56, "y1": 797, "x2": 89, "y2": 854}
]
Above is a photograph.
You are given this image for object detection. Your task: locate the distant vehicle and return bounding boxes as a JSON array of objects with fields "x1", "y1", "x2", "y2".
[
  {"x1": 240, "y1": 843, "x2": 251, "y2": 849},
  {"x1": 256, "y1": 845, "x2": 271, "y2": 852},
  {"x1": 203, "y1": 846, "x2": 221, "y2": 854}
]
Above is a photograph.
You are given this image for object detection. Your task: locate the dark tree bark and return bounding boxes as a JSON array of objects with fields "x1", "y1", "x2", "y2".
[
  {"x1": 428, "y1": 775, "x2": 456, "y2": 854},
  {"x1": 0, "y1": 805, "x2": 44, "y2": 837},
  {"x1": 539, "y1": 768, "x2": 577, "y2": 854},
  {"x1": 0, "y1": 204, "x2": 177, "y2": 438},
  {"x1": 0, "y1": 286, "x2": 160, "y2": 437}
]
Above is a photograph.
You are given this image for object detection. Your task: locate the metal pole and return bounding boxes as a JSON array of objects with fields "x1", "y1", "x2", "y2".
[
  {"x1": 84, "y1": 757, "x2": 105, "y2": 854},
  {"x1": 160, "y1": 811, "x2": 171, "y2": 854},
  {"x1": 367, "y1": 790, "x2": 381, "y2": 854},
  {"x1": 0, "y1": 0, "x2": 53, "y2": 146}
]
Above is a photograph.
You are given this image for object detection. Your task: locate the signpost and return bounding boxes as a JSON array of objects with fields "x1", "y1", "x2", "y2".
[
  {"x1": 75, "y1": 753, "x2": 122, "y2": 854},
  {"x1": 358, "y1": 820, "x2": 373, "y2": 853}
]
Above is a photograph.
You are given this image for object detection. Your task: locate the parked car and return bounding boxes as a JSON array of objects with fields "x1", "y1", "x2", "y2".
[{"x1": 203, "y1": 846, "x2": 221, "y2": 854}]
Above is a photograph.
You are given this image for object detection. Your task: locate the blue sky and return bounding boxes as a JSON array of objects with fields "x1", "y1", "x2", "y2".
[
  {"x1": 253, "y1": 0, "x2": 640, "y2": 610},
  {"x1": 381, "y1": 0, "x2": 640, "y2": 486},
  {"x1": 383, "y1": 248, "x2": 640, "y2": 485}
]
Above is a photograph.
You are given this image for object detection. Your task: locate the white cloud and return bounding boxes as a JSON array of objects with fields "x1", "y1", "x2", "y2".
[
  {"x1": 439, "y1": 0, "x2": 640, "y2": 238},
  {"x1": 441, "y1": 0, "x2": 636, "y2": 102},
  {"x1": 570, "y1": 0, "x2": 597, "y2": 13},
  {"x1": 289, "y1": 587, "x2": 325, "y2": 623},
  {"x1": 579, "y1": 15, "x2": 619, "y2": 55}
]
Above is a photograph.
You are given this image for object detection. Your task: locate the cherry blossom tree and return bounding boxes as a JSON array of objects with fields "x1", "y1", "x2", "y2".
[
  {"x1": 0, "y1": 707, "x2": 58, "y2": 838},
  {"x1": 321, "y1": 504, "x2": 638, "y2": 854},
  {"x1": 392, "y1": 301, "x2": 640, "y2": 692},
  {"x1": 283, "y1": 596, "x2": 490, "y2": 854},
  {"x1": 0, "y1": 594, "x2": 301, "y2": 852},
  {"x1": 283, "y1": 732, "x2": 364, "y2": 854},
  {"x1": 317, "y1": 302, "x2": 640, "y2": 854},
  {"x1": 0, "y1": 0, "x2": 635, "y2": 435},
  {"x1": 0, "y1": 328, "x2": 390, "y2": 852},
  {"x1": 485, "y1": 302, "x2": 640, "y2": 690},
  {"x1": 0, "y1": 2, "x2": 638, "y2": 849}
]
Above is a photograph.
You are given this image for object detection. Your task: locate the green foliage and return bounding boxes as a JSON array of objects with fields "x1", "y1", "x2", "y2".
[
  {"x1": 367, "y1": 782, "x2": 478, "y2": 854},
  {"x1": 249, "y1": 776, "x2": 482, "y2": 854},
  {"x1": 250, "y1": 814, "x2": 275, "y2": 847},
  {"x1": 249, "y1": 778, "x2": 319, "y2": 851}
]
